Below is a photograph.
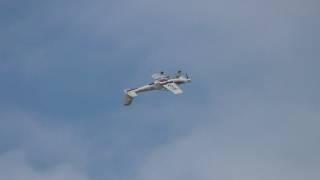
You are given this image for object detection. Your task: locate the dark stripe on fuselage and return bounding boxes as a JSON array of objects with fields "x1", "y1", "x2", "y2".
[
  {"x1": 160, "y1": 81, "x2": 175, "y2": 85},
  {"x1": 127, "y1": 88, "x2": 137, "y2": 91}
]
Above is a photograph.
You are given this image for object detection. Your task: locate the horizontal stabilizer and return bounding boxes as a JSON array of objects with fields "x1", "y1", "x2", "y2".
[{"x1": 127, "y1": 90, "x2": 137, "y2": 97}]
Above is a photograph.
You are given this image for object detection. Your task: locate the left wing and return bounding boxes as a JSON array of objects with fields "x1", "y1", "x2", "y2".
[
  {"x1": 163, "y1": 83, "x2": 183, "y2": 95},
  {"x1": 152, "y1": 73, "x2": 169, "y2": 80}
]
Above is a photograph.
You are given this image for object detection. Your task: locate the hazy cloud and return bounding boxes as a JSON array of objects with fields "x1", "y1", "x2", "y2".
[
  {"x1": 136, "y1": 92, "x2": 320, "y2": 180},
  {"x1": 0, "y1": 150, "x2": 89, "y2": 180},
  {"x1": 1, "y1": 0, "x2": 319, "y2": 179}
]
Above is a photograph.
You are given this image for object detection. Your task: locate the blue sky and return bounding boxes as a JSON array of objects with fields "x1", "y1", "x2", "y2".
[{"x1": 1, "y1": 0, "x2": 320, "y2": 179}]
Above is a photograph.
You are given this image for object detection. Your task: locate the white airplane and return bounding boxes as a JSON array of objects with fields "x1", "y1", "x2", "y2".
[{"x1": 124, "y1": 71, "x2": 191, "y2": 105}]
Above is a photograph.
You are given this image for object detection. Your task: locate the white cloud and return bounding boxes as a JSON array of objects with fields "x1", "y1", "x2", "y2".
[
  {"x1": 0, "y1": 111, "x2": 89, "y2": 179},
  {"x1": 0, "y1": 150, "x2": 88, "y2": 180},
  {"x1": 135, "y1": 92, "x2": 320, "y2": 180}
]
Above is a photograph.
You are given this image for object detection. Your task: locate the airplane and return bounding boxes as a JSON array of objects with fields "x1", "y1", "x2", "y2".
[{"x1": 124, "y1": 71, "x2": 191, "y2": 106}]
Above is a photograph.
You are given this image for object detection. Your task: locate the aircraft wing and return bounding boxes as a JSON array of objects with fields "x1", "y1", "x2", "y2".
[
  {"x1": 152, "y1": 73, "x2": 169, "y2": 80},
  {"x1": 163, "y1": 83, "x2": 183, "y2": 95}
]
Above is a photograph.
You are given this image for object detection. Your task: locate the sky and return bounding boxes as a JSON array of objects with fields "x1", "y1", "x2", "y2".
[{"x1": 1, "y1": 0, "x2": 320, "y2": 179}]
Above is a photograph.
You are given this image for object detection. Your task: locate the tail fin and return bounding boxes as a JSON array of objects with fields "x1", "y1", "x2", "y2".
[
  {"x1": 124, "y1": 93, "x2": 133, "y2": 106},
  {"x1": 123, "y1": 89, "x2": 137, "y2": 106}
]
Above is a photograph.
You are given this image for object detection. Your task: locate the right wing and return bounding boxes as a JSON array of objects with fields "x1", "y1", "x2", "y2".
[{"x1": 163, "y1": 82, "x2": 183, "y2": 95}]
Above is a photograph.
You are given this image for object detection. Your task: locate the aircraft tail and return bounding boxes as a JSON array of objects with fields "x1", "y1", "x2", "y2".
[
  {"x1": 124, "y1": 93, "x2": 133, "y2": 106},
  {"x1": 123, "y1": 89, "x2": 137, "y2": 106}
]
